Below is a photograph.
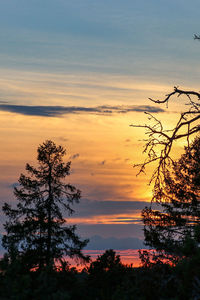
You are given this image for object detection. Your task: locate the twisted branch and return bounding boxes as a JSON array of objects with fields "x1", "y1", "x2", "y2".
[{"x1": 131, "y1": 87, "x2": 200, "y2": 199}]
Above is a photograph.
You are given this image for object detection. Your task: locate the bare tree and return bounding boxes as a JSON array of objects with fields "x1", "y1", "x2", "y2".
[
  {"x1": 131, "y1": 86, "x2": 200, "y2": 200},
  {"x1": 131, "y1": 36, "x2": 200, "y2": 263}
]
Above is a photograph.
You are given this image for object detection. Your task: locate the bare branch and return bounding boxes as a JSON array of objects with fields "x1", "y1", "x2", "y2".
[
  {"x1": 149, "y1": 86, "x2": 200, "y2": 104},
  {"x1": 132, "y1": 87, "x2": 200, "y2": 198}
]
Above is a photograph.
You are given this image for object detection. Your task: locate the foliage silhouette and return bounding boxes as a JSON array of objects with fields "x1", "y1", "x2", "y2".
[
  {"x1": 86, "y1": 249, "x2": 127, "y2": 300},
  {"x1": 141, "y1": 136, "x2": 200, "y2": 262},
  {"x1": 2, "y1": 140, "x2": 89, "y2": 271},
  {"x1": 0, "y1": 247, "x2": 199, "y2": 299}
]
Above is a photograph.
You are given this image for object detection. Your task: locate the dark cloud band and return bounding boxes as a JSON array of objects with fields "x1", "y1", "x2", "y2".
[
  {"x1": 85, "y1": 235, "x2": 147, "y2": 250},
  {"x1": 71, "y1": 199, "x2": 149, "y2": 218},
  {"x1": 0, "y1": 104, "x2": 164, "y2": 117}
]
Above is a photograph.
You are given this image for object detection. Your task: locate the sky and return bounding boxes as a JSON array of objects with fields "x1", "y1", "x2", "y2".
[{"x1": 0, "y1": 0, "x2": 200, "y2": 252}]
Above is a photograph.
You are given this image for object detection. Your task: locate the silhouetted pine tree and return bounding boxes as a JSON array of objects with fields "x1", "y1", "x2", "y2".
[
  {"x1": 142, "y1": 136, "x2": 200, "y2": 261},
  {"x1": 2, "y1": 140, "x2": 89, "y2": 270}
]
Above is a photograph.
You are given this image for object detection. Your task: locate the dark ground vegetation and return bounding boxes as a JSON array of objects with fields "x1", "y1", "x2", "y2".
[{"x1": 0, "y1": 248, "x2": 200, "y2": 299}]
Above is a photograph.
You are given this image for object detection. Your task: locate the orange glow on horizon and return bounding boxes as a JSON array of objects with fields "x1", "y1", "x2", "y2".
[
  {"x1": 68, "y1": 249, "x2": 143, "y2": 270},
  {"x1": 67, "y1": 211, "x2": 142, "y2": 225}
]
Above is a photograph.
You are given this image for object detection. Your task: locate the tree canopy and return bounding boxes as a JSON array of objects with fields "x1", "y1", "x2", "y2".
[
  {"x1": 142, "y1": 136, "x2": 200, "y2": 261},
  {"x1": 2, "y1": 140, "x2": 89, "y2": 270}
]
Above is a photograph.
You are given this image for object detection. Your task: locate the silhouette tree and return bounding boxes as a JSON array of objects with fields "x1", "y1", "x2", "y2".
[
  {"x1": 2, "y1": 140, "x2": 89, "y2": 270},
  {"x1": 88, "y1": 249, "x2": 123, "y2": 275},
  {"x1": 131, "y1": 37, "x2": 200, "y2": 264},
  {"x1": 87, "y1": 249, "x2": 126, "y2": 300},
  {"x1": 141, "y1": 136, "x2": 200, "y2": 261}
]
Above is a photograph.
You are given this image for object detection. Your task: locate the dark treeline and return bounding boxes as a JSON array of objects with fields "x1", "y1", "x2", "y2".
[{"x1": 0, "y1": 248, "x2": 200, "y2": 299}]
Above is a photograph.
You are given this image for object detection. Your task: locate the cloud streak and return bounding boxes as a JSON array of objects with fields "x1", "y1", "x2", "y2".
[
  {"x1": 70, "y1": 199, "x2": 148, "y2": 218},
  {"x1": 85, "y1": 235, "x2": 147, "y2": 250},
  {"x1": 0, "y1": 103, "x2": 164, "y2": 117}
]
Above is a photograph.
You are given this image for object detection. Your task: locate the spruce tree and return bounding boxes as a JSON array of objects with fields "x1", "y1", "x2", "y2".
[
  {"x1": 142, "y1": 136, "x2": 200, "y2": 261},
  {"x1": 2, "y1": 140, "x2": 89, "y2": 270}
]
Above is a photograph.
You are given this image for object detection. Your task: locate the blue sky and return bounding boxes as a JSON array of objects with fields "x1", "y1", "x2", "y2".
[{"x1": 0, "y1": 0, "x2": 200, "y2": 83}]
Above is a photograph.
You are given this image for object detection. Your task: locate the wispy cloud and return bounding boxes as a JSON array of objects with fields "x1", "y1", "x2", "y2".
[{"x1": 0, "y1": 103, "x2": 164, "y2": 117}]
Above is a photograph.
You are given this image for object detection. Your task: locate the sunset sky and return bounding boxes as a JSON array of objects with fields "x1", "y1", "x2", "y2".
[{"x1": 0, "y1": 0, "x2": 200, "y2": 252}]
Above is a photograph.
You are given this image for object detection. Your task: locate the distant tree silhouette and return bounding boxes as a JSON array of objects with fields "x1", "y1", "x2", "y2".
[
  {"x1": 2, "y1": 140, "x2": 89, "y2": 270},
  {"x1": 87, "y1": 249, "x2": 126, "y2": 300},
  {"x1": 142, "y1": 136, "x2": 200, "y2": 261},
  {"x1": 88, "y1": 249, "x2": 122, "y2": 274}
]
